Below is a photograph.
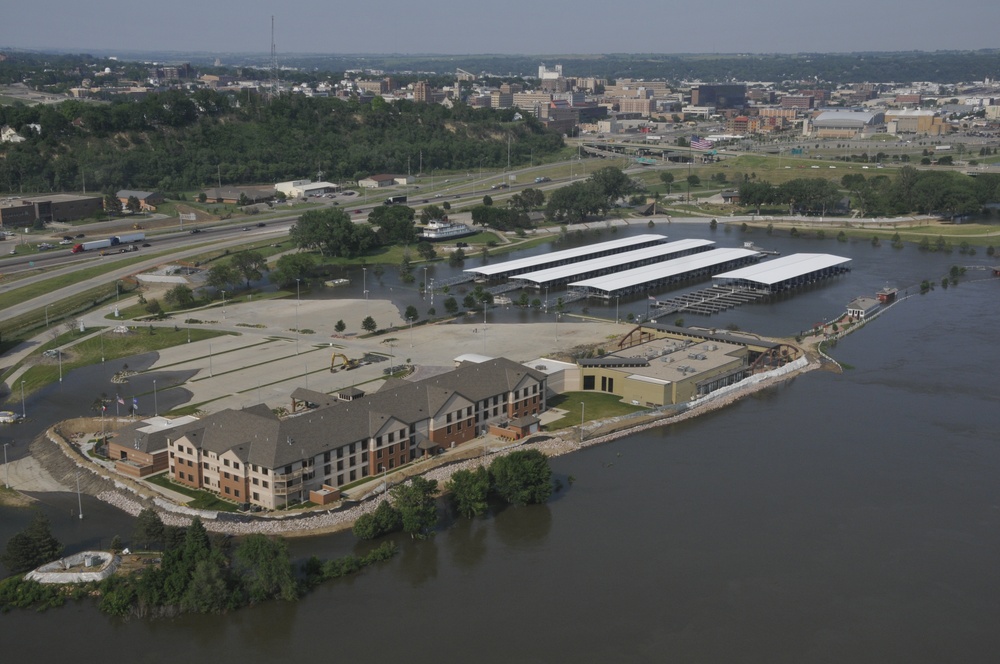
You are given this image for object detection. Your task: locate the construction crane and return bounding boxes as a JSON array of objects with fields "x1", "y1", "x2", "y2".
[{"x1": 331, "y1": 353, "x2": 360, "y2": 373}]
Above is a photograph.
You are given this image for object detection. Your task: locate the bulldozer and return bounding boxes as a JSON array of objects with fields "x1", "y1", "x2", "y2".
[{"x1": 331, "y1": 353, "x2": 361, "y2": 373}]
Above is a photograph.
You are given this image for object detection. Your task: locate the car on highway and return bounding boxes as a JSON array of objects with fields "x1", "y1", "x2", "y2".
[
  {"x1": 256, "y1": 222, "x2": 266, "y2": 227},
  {"x1": 59, "y1": 239, "x2": 73, "y2": 245},
  {"x1": 75, "y1": 233, "x2": 85, "y2": 238},
  {"x1": 242, "y1": 227, "x2": 250, "y2": 231},
  {"x1": 190, "y1": 228, "x2": 202, "y2": 234},
  {"x1": 353, "y1": 209, "x2": 362, "y2": 214},
  {"x1": 141, "y1": 243, "x2": 151, "y2": 247}
]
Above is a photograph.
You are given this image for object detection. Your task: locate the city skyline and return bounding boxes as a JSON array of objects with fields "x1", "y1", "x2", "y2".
[{"x1": 5, "y1": 0, "x2": 1000, "y2": 58}]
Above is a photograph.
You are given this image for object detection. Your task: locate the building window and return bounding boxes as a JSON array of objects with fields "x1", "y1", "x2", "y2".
[
  {"x1": 252, "y1": 492, "x2": 260, "y2": 501},
  {"x1": 583, "y1": 375, "x2": 596, "y2": 390},
  {"x1": 262, "y1": 481, "x2": 269, "y2": 489},
  {"x1": 225, "y1": 486, "x2": 231, "y2": 495}
]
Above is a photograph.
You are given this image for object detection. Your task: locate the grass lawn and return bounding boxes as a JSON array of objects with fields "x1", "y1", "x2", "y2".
[
  {"x1": 545, "y1": 392, "x2": 646, "y2": 430},
  {"x1": 16, "y1": 326, "x2": 231, "y2": 395},
  {"x1": 145, "y1": 473, "x2": 239, "y2": 512}
]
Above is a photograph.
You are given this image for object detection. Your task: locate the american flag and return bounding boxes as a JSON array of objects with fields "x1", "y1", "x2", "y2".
[
  {"x1": 117, "y1": 395, "x2": 125, "y2": 406},
  {"x1": 690, "y1": 136, "x2": 714, "y2": 151}
]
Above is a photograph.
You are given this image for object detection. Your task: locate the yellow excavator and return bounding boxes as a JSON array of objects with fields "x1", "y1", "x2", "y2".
[{"x1": 331, "y1": 353, "x2": 361, "y2": 373}]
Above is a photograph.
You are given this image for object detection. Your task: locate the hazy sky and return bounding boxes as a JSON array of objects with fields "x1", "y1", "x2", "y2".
[{"x1": 5, "y1": 0, "x2": 1000, "y2": 56}]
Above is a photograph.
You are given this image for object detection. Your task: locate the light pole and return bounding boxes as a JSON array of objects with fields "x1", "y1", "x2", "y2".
[
  {"x1": 220, "y1": 290, "x2": 227, "y2": 319},
  {"x1": 379, "y1": 464, "x2": 387, "y2": 501},
  {"x1": 116, "y1": 279, "x2": 123, "y2": 302},
  {"x1": 3, "y1": 442, "x2": 9, "y2": 489},
  {"x1": 364, "y1": 290, "x2": 369, "y2": 318},
  {"x1": 153, "y1": 379, "x2": 158, "y2": 417},
  {"x1": 58, "y1": 349, "x2": 62, "y2": 382},
  {"x1": 544, "y1": 286, "x2": 549, "y2": 313},
  {"x1": 615, "y1": 295, "x2": 620, "y2": 324},
  {"x1": 76, "y1": 472, "x2": 83, "y2": 519},
  {"x1": 580, "y1": 401, "x2": 585, "y2": 444},
  {"x1": 423, "y1": 266, "x2": 428, "y2": 296},
  {"x1": 100, "y1": 329, "x2": 104, "y2": 363},
  {"x1": 408, "y1": 317, "x2": 414, "y2": 347},
  {"x1": 295, "y1": 278, "x2": 301, "y2": 329},
  {"x1": 45, "y1": 303, "x2": 51, "y2": 328},
  {"x1": 20, "y1": 380, "x2": 25, "y2": 419}
]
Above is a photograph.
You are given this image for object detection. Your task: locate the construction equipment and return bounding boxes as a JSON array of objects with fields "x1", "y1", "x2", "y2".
[{"x1": 331, "y1": 353, "x2": 360, "y2": 373}]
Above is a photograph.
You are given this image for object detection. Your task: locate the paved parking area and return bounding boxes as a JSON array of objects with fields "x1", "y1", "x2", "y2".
[{"x1": 141, "y1": 295, "x2": 621, "y2": 414}]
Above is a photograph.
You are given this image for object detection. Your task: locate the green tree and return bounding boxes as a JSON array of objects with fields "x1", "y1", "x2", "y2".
[
  {"x1": 132, "y1": 508, "x2": 165, "y2": 550},
  {"x1": 164, "y1": 285, "x2": 195, "y2": 308},
  {"x1": 234, "y1": 535, "x2": 298, "y2": 604},
  {"x1": 589, "y1": 166, "x2": 637, "y2": 203},
  {"x1": 416, "y1": 241, "x2": 437, "y2": 260},
  {"x1": 353, "y1": 500, "x2": 403, "y2": 540},
  {"x1": 368, "y1": 205, "x2": 418, "y2": 244},
  {"x1": 446, "y1": 466, "x2": 490, "y2": 518},
  {"x1": 1, "y1": 514, "x2": 63, "y2": 574},
  {"x1": 230, "y1": 250, "x2": 266, "y2": 289},
  {"x1": 419, "y1": 204, "x2": 446, "y2": 224},
  {"x1": 443, "y1": 296, "x2": 459, "y2": 314},
  {"x1": 334, "y1": 319, "x2": 346, "y2": 334},
  {"x1": 490, "y1": 449, "x2": 553, "y2": 506},
  {"x1": 482, "y1": 194, "x2": 493, "y2": 206},
  {"x1": 269, "y1": 252, "x2": 316, "y2": 288},
  {"x1": 390, "y1": 477, "x2": 439, "y2": 538},
  {"x1": 126, "y1": 195, "x2": 142, "y2": 214},
  {"x1": 449, "y1": 247, "x2": 466, "y2": 266},
  {"x1": 104, "y1": 193, "x2": 122, "y2": 215},
  {"x1": 405, "y1": 305, "x2": 419, "y2": 321},
  {"x1": 206, "y1": 263, "x2": 239, "y2": 291},
  {"x1": 180, "y1": 556, "x2": 230, "y2": 613},
  {"x1": 659, "y1": 171, "x2": 674, "y2": 194},
  {"x1": 362, "y1": 316, "x2": 377, "y2": 333},
  {"x1": 290, "y1": 208, "x2": 376, "y2": 258}
]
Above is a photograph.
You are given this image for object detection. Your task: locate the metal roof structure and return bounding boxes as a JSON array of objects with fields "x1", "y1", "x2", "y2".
[
  {"x1": 465, "y1": 234, "x2": 669, "y2": 279},
  {"x1": 514, "y1": 239, "x2": 715, "y2": 286},
  {"x1": 569, "y1": 248, "x2": 760, "y2": 297},
  {"x1": 713, "y1": 253, "x2": 851, "y2": 291}
]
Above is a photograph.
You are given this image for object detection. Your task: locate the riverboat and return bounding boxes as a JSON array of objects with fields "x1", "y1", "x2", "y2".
[{"x1": 420, "y1": 219, "x2": 476, "y2": 241}]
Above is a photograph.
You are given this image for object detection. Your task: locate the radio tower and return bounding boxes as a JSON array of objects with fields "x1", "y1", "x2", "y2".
[{"x1": 268, "y1": 15, "x2": 278, "y2": 102}]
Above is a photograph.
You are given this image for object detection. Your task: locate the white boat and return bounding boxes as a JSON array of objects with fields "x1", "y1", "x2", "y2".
[
  {"x1": 420, "y1": 219, "x2": 476, "y2": 241},
  {"x1": 0, "y1": 410, "x2": 20, "y2": 423}
]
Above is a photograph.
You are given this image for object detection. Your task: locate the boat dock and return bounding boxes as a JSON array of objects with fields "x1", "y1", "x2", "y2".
[{"x1": 651, "y1": 285, "x2": 768, "y2": 317}]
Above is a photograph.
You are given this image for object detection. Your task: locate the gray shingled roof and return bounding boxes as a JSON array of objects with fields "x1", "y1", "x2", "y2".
[{"x1": 175, "y1": 358, "x2": 547, "y2": 468}]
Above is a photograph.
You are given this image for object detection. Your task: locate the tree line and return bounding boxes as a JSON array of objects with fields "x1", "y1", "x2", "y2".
[
  {"x1": 739, "y1": 169, "x2": 1000, "y2": 218},
  {"x1": 0, "y1": 510, "x2": 397, "y2": 617},
  {"x1": 353, "y1": 449, "x2": 554, "y2": 540},
  {"x1": 0, "y1": 88, "x2": 564, "y2": 194}
]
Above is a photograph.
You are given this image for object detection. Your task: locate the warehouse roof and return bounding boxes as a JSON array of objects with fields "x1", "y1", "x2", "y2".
[
  {"x1": 465, "y1": 234, "x2": 668, "y2": 277},
  {"x1": 713, "y1": 253, "x2": 851, "y2": 286},
  {"x1": 515, "y1": 239, "x2": 715, "y2": 286},
  {"x1": 570, "y1": 248, "x2": 759, "y2": 294}
]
